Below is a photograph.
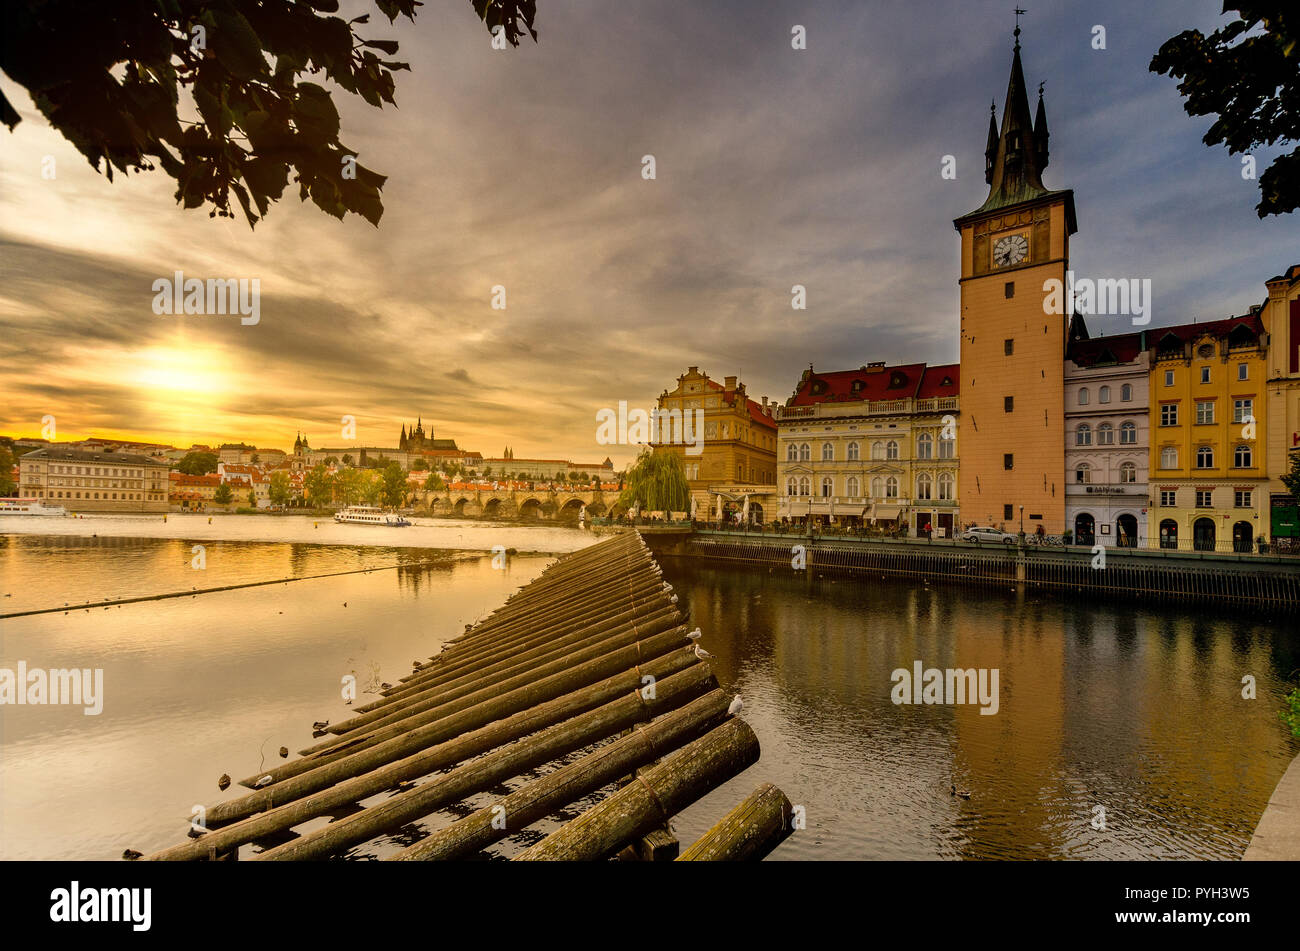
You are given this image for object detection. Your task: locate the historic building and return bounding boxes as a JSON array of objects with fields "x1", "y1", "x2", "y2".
[
  {"x1": 776, "y1": 362, "x2": 959, "y2": 535},
  {"x1": 954, "y1": 30, "x2": 1076, "y2": 534},
  {"x1": 1063, "y1": 332, "x2": 1150, "y2": 546},
  {"x1": 18, "y1": 446, "x2": 170, "y2": 513},
  {"x1": 398, "y1": 418, "x2": 458, "y2": 453},
  {"x1": 652, "y1": 367, "x2": 777, "y2": 516},
  {"x1": 1262, "y1": 265, "x2": 1300, "y2": 551},
  {"x1": 1146, "y1": 314, "x2": 1269, "y2": 552}
]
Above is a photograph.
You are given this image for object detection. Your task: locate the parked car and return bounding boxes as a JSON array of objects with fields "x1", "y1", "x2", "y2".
[{"x1": 959, "y1": 526, "x2": 1017, "y2": 545}]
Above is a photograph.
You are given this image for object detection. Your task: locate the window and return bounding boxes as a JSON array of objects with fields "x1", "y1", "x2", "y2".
[
  {"x1": 1004, "y1": 453, "x2": 1014, "y2": 470},
  {"x1": 847, "y1": 441, "x2": 859, "y2": 461},
  {"x1": 1237, "y1": 363, "x2": 1248, "y2": 381},
  {"x1": 1004, "y1": 504, "x2": 1014, "y2": 520},
  {"x1": 1234, "y1": 444, "x2": 1252, "y2": 468},
  {"x1": 786, "y1": 444, "x2": 799, "y2": 462},
  {"x1": 846, "y1": 476, "x2": 860, "y2": 497},
  {"x1": 1233, "y1": 399, "x2": 1253, "y2": 423},
  {"x1": 1121, "y1": 384, "x2": 1133, "y2": 402},
  {"x1": 821, "y1": 476, "x2": 833, "y2": 497},
  {"x1": 871, "y1": 477, "x2": 883, "y2": 498},
  {"x1": 1097, "y1": 423, "x2": 1114, "y2": 445},
  {"x1": 1004, "y1": 339, "x2": 1014, "y2": 356},
  {"x1": 938, "y1": 436, "x2": 954, "y2": 459},
  {"x1": 917, "y1": 433, "x2": 933, "y2": 459},
  {"x1": 1120, "y1": 421, "x2": 1136, "y2": 445},
  {"x1": 1195, "y1": 401, "x2": 1215, "y2": 425},
  {"x1": 1075, "y1": 463, "x2": 1090, "y2": 484},
  {"x1": 1160, "y1": 489, "x2": 1176, "y2": 507},
  {"x1": 1120, "y1": 462, "x2": 1136, "y2": 484},
  {"x1": 885, "y1": 476, "x2": 898, "y2": 498},
  {"x1": 1099, "y1": 386, "x2": 1111, "y2": 404},
  {"x1": 1200, "y1": 367, "x2": 1211, "y2": 384},
  {"x1": 1164, "y1": 370, "x2": 1174, "y2": 387},
  {"x1": 1078, "y1": 387, "x2": 1090, "y2": 405},
  {"x1": 1005, "y1": 281, "x2": 1015, "y2": 298},
  {"x1": 872, "y1": 441, "x2": 885, "y2": 461},
  {"x1": 916, "y1": 473, "x2": 932, "y2": 500},
  {"x1": 1160, "y1": 447, "x2": 1178, "y2": 469},
  {"x1": 886, "y1": 440, "x2": 899, "y2": 461},
  {"x1": 1004, "y1": 396, "x2": 1014, "y2": 412},
  {"x1": 1076, "y1": 424, "x2": 1092, "y2": 446},
  {"x1": 938, "y1": 473, "x2": 954, "y2": 500},
  {"x1": 1196, "y1": 446, "x2": 1214, "y2": 469},
  {"x1": 822, "y1": 442, "x2": 834, "y2": 462},
  {"x1": 1195, "y1": 489, "x2": 1213, "y2": 508},
  {"x1": 1160, "y1": 404, "x2": 1178, "y2": 426},
  {"x1": 799, "y1": 476, "x2": 811, "y2": 496},
  {"x1": 1235, "y1": 489, "x2": 1252, "y2": 508}
]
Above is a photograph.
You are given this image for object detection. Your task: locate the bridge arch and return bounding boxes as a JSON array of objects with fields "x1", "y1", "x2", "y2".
[
  {"x1": 518, "y1": 497, "x2": 543, "y2": 520},
  {"x1": 452, "y1": 497, "x2": 470, "y2": 516},
  {"x1": 482, "y1": 497, "x2": 503, "y2": 519},
  {"x1": 558, "y1": 498, "x2": 585, "y2": 522}
]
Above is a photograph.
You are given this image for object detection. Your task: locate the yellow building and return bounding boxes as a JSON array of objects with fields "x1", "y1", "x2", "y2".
[
  {"x1": 1147, "y1": 315, "x2": 1269, "y2": 552},
  {"x1": 954, "y1": 33, "x2": 1076, "y2": 535},
  {"x1": 652, "y1": 367, "x2": 777, "y2": 518},
  {"x1": 775, "y1": 362, "x2": 960, "y2": 536},
  {"x1": 1262, "y1": 264, "x2": 1300, "y2": 552},
  {"x1": 19, "y1": 446, "x2": 170, "y2": 513}
]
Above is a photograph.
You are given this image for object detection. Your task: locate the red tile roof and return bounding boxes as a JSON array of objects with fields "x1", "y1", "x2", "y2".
[{"x1": 788, "y1": 362, "x2": 936, "y2": 406}]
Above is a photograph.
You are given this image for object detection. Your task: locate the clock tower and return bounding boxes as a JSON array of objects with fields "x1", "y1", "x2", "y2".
[{"x1": 954, "y1": 28, "x2": 1078, "y2": 535}]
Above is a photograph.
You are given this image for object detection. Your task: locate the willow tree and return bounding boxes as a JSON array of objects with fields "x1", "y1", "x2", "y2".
[{"x1": 618, "y1": 449, "x2": 689, "y2": 514}]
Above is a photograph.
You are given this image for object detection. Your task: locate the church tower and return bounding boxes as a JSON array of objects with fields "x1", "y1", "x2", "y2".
[{"x1": 954, "y1": 27, "x2": 1077, "y2": 534}]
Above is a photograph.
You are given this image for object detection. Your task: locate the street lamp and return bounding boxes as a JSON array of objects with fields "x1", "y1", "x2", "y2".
[{"x1": 1019, "y1": 504, "x2": 1025, "y2": 542}]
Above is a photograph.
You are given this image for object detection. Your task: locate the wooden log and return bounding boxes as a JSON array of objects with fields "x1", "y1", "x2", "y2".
[
  {"x1": 254, "y1": 675, "x2": 722, "y2": 861},
  {"x1": 389, "y1": 690, "x2": 727, "y2": 862},
  {"x1": 676, "y1": 783, "x2": 793, "y2": 861},
  {"x1": 514, "y1": 717, "x2": 759, "y2": 861},
  {"x1": 146, "y1": 656, "x2": 714, "y2": 860}
]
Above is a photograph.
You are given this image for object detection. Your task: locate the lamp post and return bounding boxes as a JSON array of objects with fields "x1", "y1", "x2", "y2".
[{"x1": 1019, "y1": 504, "x2": 1025, "y2": 544}]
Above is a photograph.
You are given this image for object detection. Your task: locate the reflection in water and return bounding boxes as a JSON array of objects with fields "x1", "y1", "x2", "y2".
[{"x1": 666, "y1": 560, "x2": 1299, "y2": 860}]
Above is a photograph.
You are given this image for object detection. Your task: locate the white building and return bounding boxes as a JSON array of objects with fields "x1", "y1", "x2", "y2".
[{"x1": 1064, "y1": 332, "x2": 1149, "y2": 547}]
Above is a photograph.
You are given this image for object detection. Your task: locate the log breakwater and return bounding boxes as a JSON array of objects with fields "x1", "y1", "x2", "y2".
[
  {"x1": 645, "y1": 530, "x2": 1300, "y2": 611},
  {"x1": 141, "y1": 532, "x2": 791, "y2": 862}
]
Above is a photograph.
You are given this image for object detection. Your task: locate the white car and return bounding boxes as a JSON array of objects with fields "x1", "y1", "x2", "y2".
[{"x1": 959, "y1": 526, "x2": 1017, "y2": 545}]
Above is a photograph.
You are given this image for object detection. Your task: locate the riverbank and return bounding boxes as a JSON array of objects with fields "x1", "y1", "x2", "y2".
[{"x1": 1243, "y1": 753, "x2": 1300, "y2": 860}]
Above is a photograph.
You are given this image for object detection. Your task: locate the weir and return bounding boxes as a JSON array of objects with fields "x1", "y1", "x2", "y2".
[{"x1": 141, "y1": 532, "x2": 791, "y2": 862}]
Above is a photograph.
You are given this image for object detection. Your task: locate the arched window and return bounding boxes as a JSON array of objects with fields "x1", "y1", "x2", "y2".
[
  {"x1": 1121, "y1": 383, "x2": 1133, "y2": 402},
  {"x1": 870, "y1": 477, "x2": 883, "y2": 499},
  {"x1": 1076, "y1": 424, "x2": 1092, "y2": 446},
  {"x1": 885, "y1": 476, "x2": 898, "y2": 498},
  {"x1": 1159, "y1": 518, "x2": 1178, "y2": 549},
  {"x1": 1160, "y1": 447, "x2": 1177, "y2": 469},
  {"x1": 822, "y1": 442, "x2": 834, "y2": 461},
  {"x1": 1234, "y1": 444, "x2": 1252, "y2": 468},
  {"x1": 798, "y1": 475, "x2": 811, "y2": 496},
  {"x1": 786, "y1": 477, "x2": 797, "y2": 496},
  {"x1": 1196, "y1": 446, "x2": 1214, "y2": 469},
  {"x1": 846, "y1": 476, "x2": 860, "y2": 497},
  {"x1": 847, "y1": 441, "x2": 859, "y2": 461},
  {"x1": 886, "y1": 440, "x2": 899, "y2": 461},
  {"x1": 938, "y1": 435, "x2": 954, "y2": 459},
  {"x1": 916, "y1": 473, "x2": 932, "y2": 500},
  {"x1": 916, "y1": 433, "x2": 933, "y2": 460},
  {"x1": 1075, "y1": 463, "x2": 1090, "y2": 484},
  {"x1": 799, "y1": 443, "x2": 811, "y2": 462},
  {"x1": 1097, "y1": 423, "x2": 1114, "y2": 445},
  {"x1": 1120, "y1": 421, "x2": 1136, "y2": 444},
  {"x1": 938, "y1": 472, "x2": 954, "y2": 500},
  {"x1": 1119, "y1": 462, "x2": 1136, "y2": 484},
  {"x1": 1099, "y1": 385, "x2": 1111, "y2": 403},
  {"x1": 871, "y1": 441, "x2": 884, "y2": 461},
  {"x1": 1078, "y1": 387, "x2": 1090, "y2": 405},
  {"x1": 821, "y1": 476, "x2": 833, "y2": 497},
  {"x1": 786, "y1": 443, "x2": 799, "y2": 462}
]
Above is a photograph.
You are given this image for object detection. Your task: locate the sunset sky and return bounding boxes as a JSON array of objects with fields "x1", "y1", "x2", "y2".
[{"x1": 0, "y1": 0, "x2": 1293, "y2": 468}]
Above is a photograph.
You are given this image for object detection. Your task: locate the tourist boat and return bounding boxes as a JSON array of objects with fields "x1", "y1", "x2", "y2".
[
  {"x1": 333, "y1": 506, "x2": 410, "y2": 526},
  {"x1": 0, "y1": 498, "x2": 68, "y2": 517}
]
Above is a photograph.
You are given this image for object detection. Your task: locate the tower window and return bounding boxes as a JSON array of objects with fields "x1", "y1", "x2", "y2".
[
  {"x1": 1004, "y1": 453, "x2": 1014, "y2": 470},
  {"x1": 1004, "y1": 504, "x2": 1014, "y2": 520},
  {"x1": 1004, "y1": 396, "x2": 1014, "y2": 412},
  {"x1": 1004, "y1": 281, "x2": 1015, "y2": 299},
  {"x1": 1004, "y1": 339, "x2": 1014, "y2": 356}
]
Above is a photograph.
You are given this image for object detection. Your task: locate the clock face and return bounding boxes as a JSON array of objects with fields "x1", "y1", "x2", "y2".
[{"x1": 993, "y1": 233, "x2": 1029, "y2": 267}]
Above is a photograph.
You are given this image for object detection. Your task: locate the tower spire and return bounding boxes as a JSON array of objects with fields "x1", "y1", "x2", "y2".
[
  {"x1": 984, "y1": 100, "x2": 999, "y2": 184},
  {"x1": 971, "y1": 27, "x2": 1051, "y2": 213},
  {"x1": 1034, "y1": 80, "x2": 1050, "y2": 171}
]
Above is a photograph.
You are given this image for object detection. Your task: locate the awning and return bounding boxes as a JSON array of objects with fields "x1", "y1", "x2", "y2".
[{"x1": 872, "y1": 504, "x2": 902, "y2": 521}]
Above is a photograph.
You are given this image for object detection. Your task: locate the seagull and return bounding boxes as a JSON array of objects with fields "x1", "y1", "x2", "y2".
[
  {"x1": 693, "y1": 645, "x2": 712, "y2": 659},
  {"x1": 669, "y1": 594, "x2": 678, "y2": 603},
  {"x1": 686, "y1": 628, "x2": 702, "y2": 640},
  {"x1": 312, "y1": 720, "x2": 329, "y2": 731},
  {"x1": 217, "y1": 774, "x2": 231, "y2": 791},
  {"x1": 254, "y1": 775, "x2": 274, "y2": 788},
  {"x1": 951, "y1": 784, "x2": 971, "y2": 799},
  {"x1": 380, "y1": 682, "x2": 392, "y2": 690},
  {"x1": 343, "y1": 602, "x2": 348, "y2": 607},
  {"x1": 728, "y1": 695, "x2": 744, "y2": 716},
  {"x1": 122, "y1": 848, "x2": 143, "y2": 861},
  {"x1": 278, "y1": 746, "x2": 289, "y2": 759}
]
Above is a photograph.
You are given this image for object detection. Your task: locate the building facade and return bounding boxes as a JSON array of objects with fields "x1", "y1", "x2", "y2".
[
  {"x1": 1147, "y1": 315, "x2": 1269, "y2": 552},
  {"x1": 954, "y1": 33, "x2": 1076, "y2": 535},
  {"x1": 1262, "y1": 265, "x2": 1300, "y2": 552},
  {"x1": 1064, "y1": 333, "x2": 1149, "y2": 546},
  {"x1": 19, "y1": 446, "x2": 170, "y2": 513},
  {"x1": 776, "y1": 362, "x2": 960, "y2": 535}
]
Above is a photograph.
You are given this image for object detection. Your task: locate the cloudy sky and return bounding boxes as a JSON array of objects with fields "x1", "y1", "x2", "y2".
[{"x1": 0, "y1": 0, "x2": 1292, "y2": 466}]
